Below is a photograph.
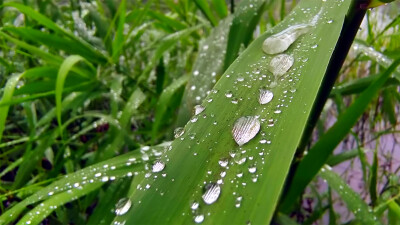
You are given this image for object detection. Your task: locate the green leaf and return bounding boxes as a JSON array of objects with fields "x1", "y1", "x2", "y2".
[
  {"x1": 319, "y1": 167, "x2": 381, "y2": 225},
  {"x1": 4, "y1": 27, "x2": 107, "y2": 64},
  {"x1": 282, "y1": 58, "x2": 400, "y2": 211},
  {"x1": 152, "y1": 75, "x2": 188, "y2": 140},
  {"x1": 111, "y1": 0, "x2": 126, "y2": 62},
  {"x1": 177, "y1": 15, "x2": 233, "y2": 125},
  {"x1": 119, "y1": 1, "x2": 353, "y2": 224},
  {"x1": 55, "y1": 55, "x2": 93, "y2": 137},
  {"x1": 194, "y1": 0, "x2": 218, "y2": 26},
  {"x1": 223, "y1": 0, "x2": 267, "y2": 70},
  {"x1": 211, "y1": 0, "x2": 228, "y2": 19},
  {"x1": 0, "y1": 73, "x2": 23, "y2": 142}
]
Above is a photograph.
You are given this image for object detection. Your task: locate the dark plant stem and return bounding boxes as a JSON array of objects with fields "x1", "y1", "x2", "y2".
[
  {"x1": 280, "y1": 0, "x2": 369, "y2": 211},
  {"x1": 296, "y1": 0, "x2": 369, "y2": 159}
]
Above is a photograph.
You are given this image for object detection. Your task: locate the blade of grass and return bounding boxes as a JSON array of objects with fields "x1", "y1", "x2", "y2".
[
  {"x1": 319, "y1": 167, "x2": 381, "y2": 224},
  {"x1": 120, "y1": 1, "x2": 354, "y2": 224},
  {"x1": 211, "y1": 0, "x2": 228, "y2": 19},
  {"x1": 177, "y1": 15, "x2": 233, "y2": 126},
  {"x1": 223, "y1": 0, "x2": 267, "y2": 71},
  {"x1": 55, "y1": 55, "x2": 93, "y2": 137},
  {"x1": 194, "y1": 0, "x2": 218, "y2": 26},
  {"x1": 0, "y1": 72, "x2": 23, "y2": 142},
  {"x1": 369, "y1": 147, "x2": 378, "y2": 206},
  {"x1": 152, "y1": 75, "x2": 188, "y2": 141},
  {"x1": 281, "y1": 58, "x2": 400, "y2": 212},
  {"x1": 111, "y1": 0, "x2": 126, "y2": 62}
]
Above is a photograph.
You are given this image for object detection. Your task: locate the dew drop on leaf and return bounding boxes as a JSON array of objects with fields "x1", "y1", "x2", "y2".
[
  {"x1": 262, "y1": 24, "x2": 312, "y2": 54},
  {"x1": 191, "y1": 202, "x2": 199, "y2": 210},
  {"x1": 194, "y1": 105, "x2": 205, "y2": 115},
  {"x1": 268, "y1": 54, "x2": 294, "y2": 77},
  {"x1": 248, "y1": 166, "x2": 257, "y2": 174},
  {"x1": 194, "y1": 214, "x2": 204, "y2": 223},
  {"x1": 152, "y1": 161, "x2": 165, "y2": 173},
  {"x1": 202, "y1": 183, "x2": 221, "y2": 205},
  {"x1": 218, "y1": 158, "x2": 229, "y2": 168},
  {"x1": 259, "y1": 89, "x2": 274, "y2": 104},
  {"x1": 115, "y1": 198, "x2": 132, "y2": 216},
  {"x1": 174, "y1": 127, "x2": 185, "y2": 138},
  {"x1": 232, "y1": 116, "x2": 261, "y2": 146}
]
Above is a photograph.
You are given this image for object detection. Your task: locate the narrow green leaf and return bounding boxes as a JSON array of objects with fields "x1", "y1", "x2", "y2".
[
  {"x1": 99, "y1": 88, "x2": 146, "y2": 160},
  {"x1": 152, "y1": 75, "x2": 189, "y2": 140},
  {"x1": 369, "y1": 148, "x2": 378, "y2": 206},
  {"x1": 0, "y1": 30, "x2": 62, "y2": 65},
  {"x1": 55, "y1": 55, "x2": 92, "y2": 136},
  {"x1": 0, "y1": 72, "x2": 24, "y2": 142},
  {"x1": 282, "y1": 58, "x2": 400, "y2": 211},
  {"x1": 177, "y1": 16, "x2": 233, "y2": 126},
  {"x1": 319, "y1": 167, "x2": 381, "y2": 225},
  {"x1": 194, "y1": 0, "x2": 218, "y2": 26},
  {"x1": 327, "y1": 148, "x2": 370, "y2": 166},
  {"x1": 4, "y1": 27, "x2": 106, "y2": 63},
  {"x1": 111, "y1": 0, "x2": 126, "y2": 62},
  {"x1": 223, "y1": 0, "x2": 266, "y2": 70},
  {"x1": 121, "y1": 1, "x2": 353, "y2": 224},
  {"x1": 211, "y1": 0, "x2": 228, "y2": 19}
]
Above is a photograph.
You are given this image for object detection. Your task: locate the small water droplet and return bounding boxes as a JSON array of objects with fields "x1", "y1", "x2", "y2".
[
  {"x1": 194, "y1": 105, "x2": 205, "y2": 115},
  {"x1": 259, "y1": 89, "x2": 274, "y2": 104},
  {"x1": 232, "y1": 116, "x2": 261, "y2": 146},
  {"x1": 248, "y1": 166, "x2": 257, "y2": 174},
  {"x1": 225, "y1": 91, "x2": 233, "y2": 98},
  {"x1": 202, "y1": 183, "x2": 221, "y2": 205},
  {"x1": 152, "y1": 161, "x2": 165, "y2": 173},
  {"x1": 174, "y1": 127, "x2": 185, "y2": 138},
  {"x1": 194, "y1": 214, "x2": 204, "y2": 223},
  {"x1": 115, "y1": 198, "x2": 132, "y2": 216},
  {"x1": 191, "y1": 202, "x2": 199, "y2": 210},
  {"x1": 268, "y1": 54, "x2": 294, "y2": 76},
  {"x1": 218, "y1": 158, "x2": 229, "y2": 168}
]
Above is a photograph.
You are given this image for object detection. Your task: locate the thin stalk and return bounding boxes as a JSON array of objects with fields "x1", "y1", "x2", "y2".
[
  {"x1": 296, "y1": 0, "x2": 369, "y2": 157},
  {"x1": 281, "y1": 0, "x2": 369, "y2": 207}
]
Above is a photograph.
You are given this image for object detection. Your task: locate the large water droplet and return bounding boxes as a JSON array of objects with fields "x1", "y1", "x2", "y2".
[
  {"x1": 268, "y1": 54, "x2": 294, "y2": 76},
  {"x1": 115, "y1": 198, "x2": 132, "y2": 216},
  {"x1": 259, "y1": 89, "x2": 274, "y2": 104},
  {"x1": 152, "y1": 161, "x2": 165, "y2": 173},
  {"x1": 202, "y1": 183, "x2": 221, "y2": 205},
  {"x1": 174, "y1": 127, "x2": 185, "y2": 138},
  {"x1": 191, "y1": 202, "x2": 199, "y2": 210},
  {"x1": 232, "y1": 116, "x2": 261, "y2": 146},
  {"x1": 194, "y1": 105, "x2": 205, "y2": 115},
  {"x1": 262, "y1": 10, "x2": 321, "y2": 54},
  {"x1": 262, "y1": 24, "x2": 312, "y2": 54}
]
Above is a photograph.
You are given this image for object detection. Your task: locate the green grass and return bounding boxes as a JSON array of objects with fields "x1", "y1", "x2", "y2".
[{"x1": 0, "y1": 0, "x2": 400, "y2": 224}]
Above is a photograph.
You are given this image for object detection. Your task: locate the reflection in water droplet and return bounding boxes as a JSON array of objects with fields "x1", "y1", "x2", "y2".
[
  {"x1": 259, "y1": 89, "x2": 274, "y2": 105},
  {"x1": 218, "y1": 158, "x2": 229, "y2": 168},
  {"x1": 152, "y1": 161, "x2": 165, "y2": 173},
  {"x1": 191, "y1": 202, "x2": 199, "y2": 210},
  {"x1": 232, "y1": 116, "x2": 261, "y2": 146},
  {"x1": 248, "y1": 166, "x2": 257, "y2": 174},
  {"x1": 269, "y1": 54, "x2": 294, "y2": 76},
  {"x1": 174, "y1": 127, "x2": 185, "y2": 138},
  {"x1": 115, "y1": 198, "x2": 132, "y2": 216},
  {"x1": 194, "y1": 105, "x2": 205, "y2": 115},
  {"x1": 262, "y1": 24, "x2": 312, "y2": 54},
  {"x1": 202, "y1": 183, "x2": 221, "y2": 205},
  {"x1": 225, "y1": 91, "x2": 233, "y2": 98},
  {"x1": 194, "y1": 214, "x2": 204, "y2": 223}
]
